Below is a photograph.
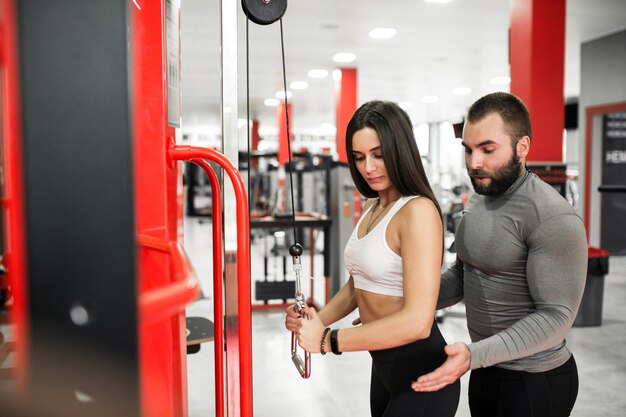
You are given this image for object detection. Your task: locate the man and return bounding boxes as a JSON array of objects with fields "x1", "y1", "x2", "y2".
[{"x1": 412, "y1": 92, "x2": 587, "y2": 417}]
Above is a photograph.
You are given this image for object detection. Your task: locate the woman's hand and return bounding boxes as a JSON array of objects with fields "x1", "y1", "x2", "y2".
[
  {"x1": 294, "y1": 307, "x2": 325, "y2": 353},
  {"x1": 284, "y1": 303, "x2": 301, "y2": 332}
]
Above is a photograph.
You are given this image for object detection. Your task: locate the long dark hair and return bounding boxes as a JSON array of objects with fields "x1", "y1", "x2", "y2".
[{"x1": 345, "y1": 100, "x2": 442, "y2": 219}]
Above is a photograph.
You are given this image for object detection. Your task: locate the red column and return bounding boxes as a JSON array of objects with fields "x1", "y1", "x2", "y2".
[
  {"x1": 276, "y1": 102, "x2": 292, "y2": 212},
  {"x1": 251, "y1": 119, "x2": 260, "y2": 151},
  {"x1": 251, "y1": 119, "x2": 260, "y2": 168},
  {"x1": 335, "y1": 68, "x2": 358, "y2": 163},
  {"x1": 510, "y1": 0, "x2": 566, "y2": 162},
  {"x1": 132, "y1": 2, "x2": 188, "y2": 416},
  {"x1": 1, "y1": 0, "x2": 29, "y2": 390},
  {"x1": 276, "y1": 102, "x2": 292, "y2": 166}
]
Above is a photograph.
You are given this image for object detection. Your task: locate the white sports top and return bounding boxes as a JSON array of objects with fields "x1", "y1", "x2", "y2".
[{"x1": 344, "y1": 195, "x2": 420, "y2": 297}]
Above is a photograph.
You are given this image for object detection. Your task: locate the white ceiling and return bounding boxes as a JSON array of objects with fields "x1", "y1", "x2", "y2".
[{"x1": 179, "y1": 0, "x2": 626, "y2": 136}]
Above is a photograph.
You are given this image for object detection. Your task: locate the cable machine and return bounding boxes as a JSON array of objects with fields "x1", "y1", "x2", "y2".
[{"x1": 0, "y1": 0, "x2": 252, "y2": 416}]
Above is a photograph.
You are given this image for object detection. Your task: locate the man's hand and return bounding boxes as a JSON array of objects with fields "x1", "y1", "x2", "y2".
[{"x1": 411, "y1": 342, "x2": 470, "y2": 392}]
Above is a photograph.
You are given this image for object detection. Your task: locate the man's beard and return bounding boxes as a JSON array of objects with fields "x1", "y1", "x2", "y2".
[{"x1": 469, "y1": 151, "x2": 522, "y2": 196}]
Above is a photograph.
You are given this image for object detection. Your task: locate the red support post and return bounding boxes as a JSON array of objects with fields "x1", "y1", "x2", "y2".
[
  {"x1": 131, "y1": 1, "x2": 191, "y2": 415},
  {"x1": 169, "y1": 145, "x2": 252, "y2": 417},
  {"x1": 0, "y1": 0, "x2": 29, "y2": 392},
  {"x1": 251, "y1": 119, "x2": 260, "y2": 169},
  {"x1": 277, "y1": 103, "x2": 292, "y2": 167},
  {"x1": 191, "y1": 158, "x2": 225, "y2": 417},
  {"x1": 510, "y1": 0, "x2": 566, "y2": 162}
]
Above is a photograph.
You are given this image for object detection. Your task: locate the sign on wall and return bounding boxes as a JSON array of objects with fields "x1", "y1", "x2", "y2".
[{"x1": 601, "y1": 111, "x2": 626, "y2": 255}]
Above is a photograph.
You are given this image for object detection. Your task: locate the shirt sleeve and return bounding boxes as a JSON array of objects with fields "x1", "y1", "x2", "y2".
[
  {"x1": 437, "y1": 257, "x2": 465, "y2": 310},
  {"x1": 468, "y1": 213, "x2": 588, "y2": 369}
]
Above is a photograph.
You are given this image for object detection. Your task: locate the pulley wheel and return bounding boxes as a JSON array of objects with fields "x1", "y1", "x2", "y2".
[{"x1": 242, "y1": 0, "x2": 287, "y2": 26}]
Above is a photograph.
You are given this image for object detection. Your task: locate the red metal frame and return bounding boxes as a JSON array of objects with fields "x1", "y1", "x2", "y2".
[
  {"x1": 137, "y1": 234, "x2": 200, "y2": 322},
  {"x1": 335, "y1": 68, "x2": 358, "y2": 164},
  {"x1": 0, "y1": 0, "x2": 29, "y2": 391},
  {"x1": 191, "y1": 158, "x2": 225, "y2": 417},
  {"x1": 169, "y1": 145, "x2": 252, "y2": 417},
  {"x1": 583, "y1": 101, "x2": 626, "y2": 240},
  {"x1": 510, "y1": 0, "x2": 566, "y2": 163},
  {"x1": 131, "y1": 2, "x2": 193, "y2": 416},
  {"x1": 2, "y1": 1, "x2": 251, "y2": 415},
  {"x1": 133, "y1": 2, "x2": 251, "y2": 415}
]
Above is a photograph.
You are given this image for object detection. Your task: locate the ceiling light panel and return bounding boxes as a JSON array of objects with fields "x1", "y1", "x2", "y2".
[
  {"x1": 290, "y1": 81, "x2": 308, "y2": 90},
  {"x1": 307, "y1": 69, "x2": 329, "y2": 79},
  {"x1": 333, "y1": 52, "x2": 357, "y2": 63},
  {"x1": 274, "y1": 90, "x2": 293, "y2": 100},
  {"x1": 369, "y1": 27, "x2": 397, "y2": 39}
]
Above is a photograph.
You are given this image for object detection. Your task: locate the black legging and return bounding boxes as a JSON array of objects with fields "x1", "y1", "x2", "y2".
[
  {"x1": 369, "y1": 321, "x2": 460, "y2": 417},
  {"x1": 468, "y1": 355, "x2": 579, "y2": 417}
]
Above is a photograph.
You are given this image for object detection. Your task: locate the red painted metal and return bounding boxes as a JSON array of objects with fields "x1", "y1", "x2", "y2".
[
  {"x1": 132, "y1": 2, "x2": 251, "y2": 416},
  {"x1": 168, "y1": 145, "x2": 252, "y2": 417},
  {"x1": 137, "y1": 234, "x2": 200, "y2": 322},
  {"x1": 583, "y1": 102, "x2": 626, "y2": 240},
  {"x1": 276, "y1": 104, "x2": 291, "y2": 214},
  {"x1": 251, "y1": 120, "x2": 260, "y2": 169},
  {"x1": 510, "y1": 0, "x2": 566, "y2": 162},
  {"x1": 191, "y1": 158, "x2": 225, "y2": 417},
  {"x1": 130, "y1": 1, "x2": 191, "y2": 416},
  {"x1": 588, "y1": 247, "x2": 609, "y2": 259},
  {"x1": 0, "y1": 0, "x2": 29, "y2": 391},
  {"x1": 277, "y1": 103, "x2": 292, "y2": 167}
]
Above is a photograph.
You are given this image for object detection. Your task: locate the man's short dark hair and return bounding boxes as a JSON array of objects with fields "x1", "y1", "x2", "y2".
[{"x1": 466, "y1": 92, "x2": 532, "y2": 144}]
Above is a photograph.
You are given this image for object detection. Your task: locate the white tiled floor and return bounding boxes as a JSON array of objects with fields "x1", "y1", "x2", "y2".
[{"x1": 183, "y1": 216, "x2": 626, "y2": 417}]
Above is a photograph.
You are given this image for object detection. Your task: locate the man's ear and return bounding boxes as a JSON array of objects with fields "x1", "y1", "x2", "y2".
[{"x1": 517, "y1": 136, "x2": 531, "y2": 160}]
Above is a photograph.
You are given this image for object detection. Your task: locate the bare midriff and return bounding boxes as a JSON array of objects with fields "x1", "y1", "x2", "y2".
[{"x1": 355, "y1": 289, "x2": 403, "y2": 324}]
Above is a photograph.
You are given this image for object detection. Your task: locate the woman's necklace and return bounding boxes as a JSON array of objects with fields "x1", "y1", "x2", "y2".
[{"x1": 365, "y1": 197, "x2": 400, "y2": 234}]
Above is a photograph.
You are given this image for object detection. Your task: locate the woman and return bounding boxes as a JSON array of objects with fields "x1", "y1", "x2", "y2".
[{"x1": 285, "y1": 100, "x2": 460, "y2": 416}]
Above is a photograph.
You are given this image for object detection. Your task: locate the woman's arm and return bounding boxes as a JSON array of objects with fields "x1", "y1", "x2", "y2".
[{"x1": 298, "y1": 197, "x2": 443, "y2": 353}]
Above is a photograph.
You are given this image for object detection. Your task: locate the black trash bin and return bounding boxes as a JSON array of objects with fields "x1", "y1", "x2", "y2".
[{"x1": 573, "y1": 247, "x2": 610, "y2": 327}]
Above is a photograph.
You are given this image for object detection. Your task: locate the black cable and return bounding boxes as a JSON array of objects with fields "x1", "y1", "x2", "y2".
[
  {"x1": 246, "y1": 16, "x2": 251, "y2": 212},
  {"x1": 279, "y1": 18, "x2": 298, "y2": 245},
  {"x1": 245, "y1": 14, "x2": 252, "y2": 287}
]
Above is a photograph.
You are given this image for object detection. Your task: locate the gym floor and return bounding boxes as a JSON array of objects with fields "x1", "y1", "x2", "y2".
[{"x1": 184, "y1": 216, "x2": 626, "y2": 417}]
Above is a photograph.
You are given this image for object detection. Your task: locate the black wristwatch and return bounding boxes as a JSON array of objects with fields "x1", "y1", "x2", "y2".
[{"x1": 330, "y1": 329, "x2": 342, "y2": 355}]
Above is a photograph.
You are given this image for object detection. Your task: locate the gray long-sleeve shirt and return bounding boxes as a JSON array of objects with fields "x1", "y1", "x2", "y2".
[{"x1": 439, "y1": 171, "x2": 588, "y2": 372}]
